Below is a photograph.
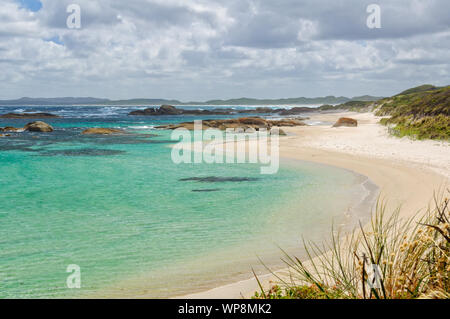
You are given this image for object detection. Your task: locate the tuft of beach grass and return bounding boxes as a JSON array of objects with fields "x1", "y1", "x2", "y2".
[{"x1": 253, "y1": 190, "x2": 450, "y2": 299}]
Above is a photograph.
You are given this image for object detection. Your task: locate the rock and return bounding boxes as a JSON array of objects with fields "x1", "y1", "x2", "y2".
[
  {"x1": 159, "y1": 105, "x2": 182, "y2": 115},
  {"x1": 129, "y1": 105, "x2": 234, "y2": 116},
  {"x1": 1, "y1": 126, "x2": 23, "y2": 132},
  {"x1": 332, "y1": 117, "x2": 358, "y2": 127},
  {"x1": 270, "y1": 119, "x2": 306, "y2": 127},
  {"x1": 128, "y1": 108, "x2": 158, "y2": 116},
  {"x1": 237, "y1": 107, "x2": 281, "y2": 114},
  {"x1": 81, "y1": 128, "x2": 126, "y2": 135},
  {"x1": 156, "y1": 117, "x2": 306, "y2": 131},
  {"x1": 0, "y1": 112, "x2": 60, "y2": 119},
  {"x1": 24, "y1": 121, "x2": 54, "y2": 132},
  {"x1": 237, "y1": 117, "x2": 268, "y2": 127}
]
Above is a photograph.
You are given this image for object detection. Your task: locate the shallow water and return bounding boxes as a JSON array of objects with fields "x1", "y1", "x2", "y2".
[{"x1": 0, "y1": 105, "x2": 375, "y2": 298}]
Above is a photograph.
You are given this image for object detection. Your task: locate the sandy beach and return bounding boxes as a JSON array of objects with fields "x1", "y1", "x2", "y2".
[{"x1": 178, "y1": 111, "x2": 449, "y2": 299}]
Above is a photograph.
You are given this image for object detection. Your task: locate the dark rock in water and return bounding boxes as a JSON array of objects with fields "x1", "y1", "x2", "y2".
[
  {"x1": 192, "y1": 189, "x2": 221, "y2": 192},
  {"x1": 332, "y1": 117, "x2": 358, "y2": 127},
  {"x1": 82, "y1": 128, "x2": 126, "y2": 135},
  {"x1": 24, "y1": 121, "x2": 54, "y2": 132},
  {"x1": 38, "y1": 148, "x2": 126, "y2": 157},
  {"x1": 129, "y1": 105, "x2": 182, "y2": 116},
  {"x1": 0, "y1": 112, "x2": 60, "y2": 119},
  {"x1": 180, "y1": 176, "x2": 259, "y2": 183},
  {"x1": 237, "y1": 107, "x2": 281, "y2": 114},
  {"x1": 129, "y1": 104, "x2": 316, "y2": 117},
  {"x1": 129, "y1": 105, "x2": 234, "y2": 116},
  {"x1": 160, "y1": 105, "x2": 182, "y2": 115}
]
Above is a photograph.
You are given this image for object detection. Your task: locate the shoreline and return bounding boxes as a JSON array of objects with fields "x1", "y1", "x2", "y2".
[{"x1": 176, "y1": 111, "x2": 449, "y2": 299}]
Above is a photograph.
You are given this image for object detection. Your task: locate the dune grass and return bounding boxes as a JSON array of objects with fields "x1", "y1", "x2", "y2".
[{"x1": 253, "y1": 191, "x2": 450, "y2": 299}]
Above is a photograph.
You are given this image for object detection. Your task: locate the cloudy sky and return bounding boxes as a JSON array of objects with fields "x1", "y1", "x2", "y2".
[{"x1": 1, "y1": 0, "x2": 449, "y2": 100}]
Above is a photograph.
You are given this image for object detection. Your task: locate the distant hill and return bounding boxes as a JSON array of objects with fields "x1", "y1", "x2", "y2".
[
  {"x1": 107, "y1": 99, "x2": 183, "y2": 106},
  {"x1": 0, "y1": 97, "x2": 110, "y2": 105},
  {"x1": 0, "y1": 95, "x2": 383, "y2": 106},
  {"x1": 195, "y1": 96, "x2": 354, "y2": 105},
  {"x1": 351, "y1": 95, "x2": 384, "y2": 102},
  {"x1": 396, "y1": 84, "x2": 440, "y2": 96},
  {"x1": 376, "y1": 85, "x2": 450, "y2": 140}
]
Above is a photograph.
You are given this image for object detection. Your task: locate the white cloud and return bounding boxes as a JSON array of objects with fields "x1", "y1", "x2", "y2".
[{"x1": 0, "y1": 0, "x2": 448, "y2": 100}]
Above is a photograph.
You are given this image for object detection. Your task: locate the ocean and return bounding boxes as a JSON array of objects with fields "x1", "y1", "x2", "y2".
[{"x1": 0, "y1": 105, "x2": 376, "y2": 298}]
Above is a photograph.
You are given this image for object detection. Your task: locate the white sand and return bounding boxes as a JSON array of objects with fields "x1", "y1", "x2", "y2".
[{"x1": 176, "y1": 111, "x2": 449, "y2": 299}]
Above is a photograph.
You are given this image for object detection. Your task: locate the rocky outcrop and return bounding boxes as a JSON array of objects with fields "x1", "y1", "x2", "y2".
[
  {"x1": 332, "y1": 117, "x2": 358, "y2": 127},
  {"x1": 155, "y1": 117, "x2": 306, "y2": 132},
  {"x1": 269, "y1": 119, "x2": 306, "y2": 127},
  {"x1": 0, "y1": 112, "x2": 60, "y2": 119},
  {"x1": 24, "y1": 121, "x2": 54, "y2": 132},
  {"x1": 129, "y1": 105, "x2": 182, "y2": 116},
  {"x1": 81, "y1": 128, "x2": 126, "y2": 135},
  {"x1": 129, "y1": 105, "x2": 305, "y2": 116},
  {"x1": 0, "y1": 126, "x2": 23, "y2": 132},
  {"x1": 236, "y1": 107, "x2": 282, "y2": 114},
  {"x1": 129, "y1": 105, "x2": 235, "y2": 116}
]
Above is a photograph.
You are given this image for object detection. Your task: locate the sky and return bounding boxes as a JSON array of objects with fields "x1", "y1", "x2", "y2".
[{"x1": 0, "y1": 0, "x2": 449, "y2": 100}]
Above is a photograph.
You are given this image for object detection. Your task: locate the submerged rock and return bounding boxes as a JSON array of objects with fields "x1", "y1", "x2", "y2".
[
  {"x1": 81, "y1": 128, "x2": 126, "y2": 135},
  {"x1": 38, "y1": 148, "x2": 126, "y2": 157},
  {"x1": 333, "y1": 117, "x2": 358, "y2": 127},
  {"x1": 180, "y1": 176, "x2": 259, "y2": 183},
  {"x1": 24, "y1": 121, "x2": 54, "y2": 132},
  {"x1": 0, "y1": 112, "x2": 60, "y2": 119},
  {"x1": 192, "y1": 189, "x2": 221, "y2": 192}
]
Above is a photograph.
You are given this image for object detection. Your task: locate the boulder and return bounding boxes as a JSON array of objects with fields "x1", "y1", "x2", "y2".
[
  {"x1": 81, "y1": 128, "x2": 126, "y2": 135},
  {"x1": 24, "y1": 121, "x2": 54, "y2": 132},
  {"x1": 332, "y1": 117, "x2": 358, "y2": 127},
  {"x1": 159, "y1": 105, "x2": 182, "y2": 115},
  {"x1": 237, "y1": 117, "x2": 268, "y2": 127}
]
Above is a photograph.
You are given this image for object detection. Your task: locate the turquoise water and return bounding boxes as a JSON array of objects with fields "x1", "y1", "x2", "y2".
[{"x1": 0, "y1": 106, "x2": 373, "y2": 298}]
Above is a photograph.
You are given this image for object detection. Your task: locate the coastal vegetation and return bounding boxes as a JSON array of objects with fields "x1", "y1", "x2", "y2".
[
  {"x1": 319, "y1": 101, "x2": 373, "y2": 112},
  {"x1": 376, "y1": 85, "x2": 450, "y2": 140},
  {"x1": 253, "y1": 192, "x2": 450, "y2": 299}
]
